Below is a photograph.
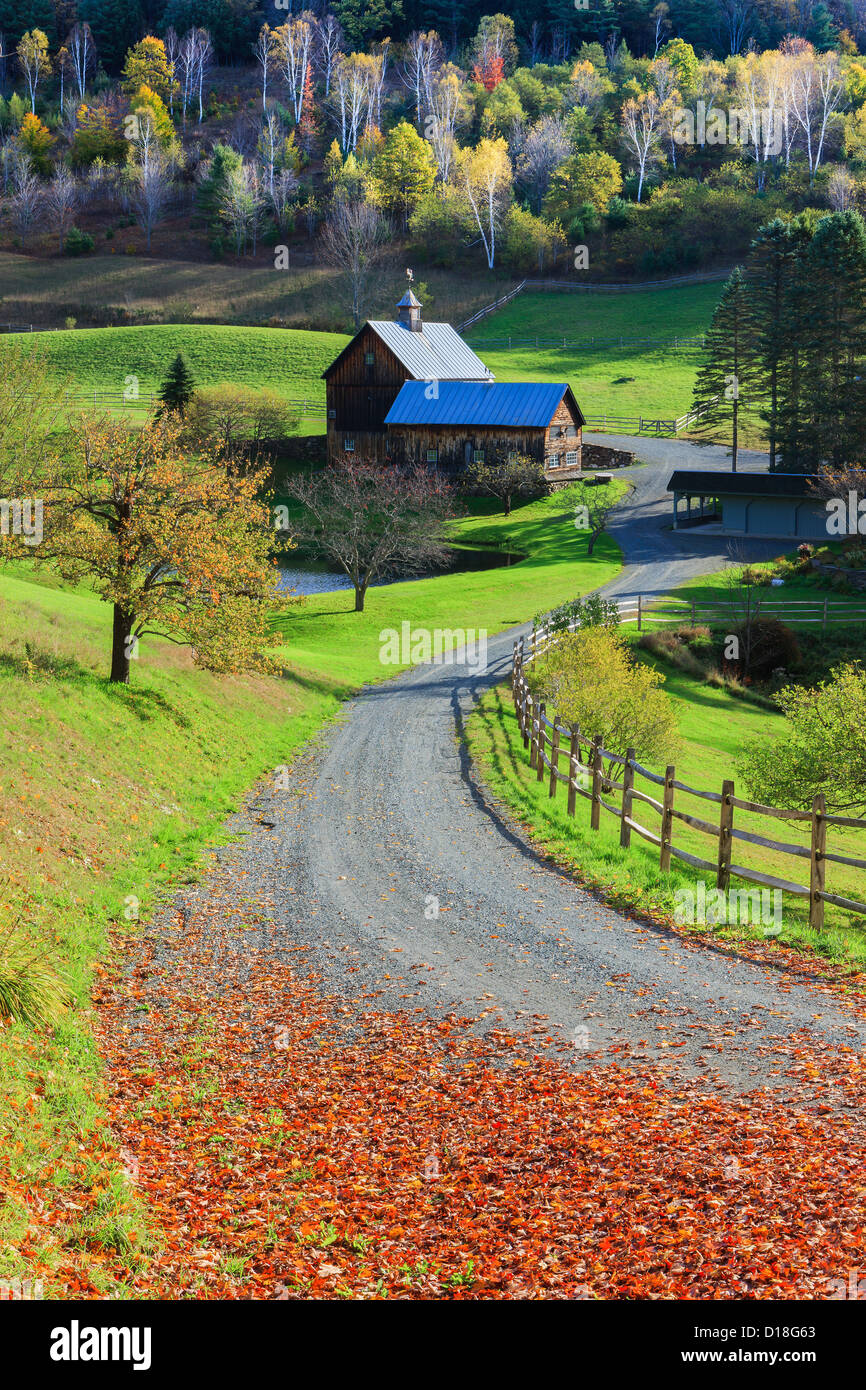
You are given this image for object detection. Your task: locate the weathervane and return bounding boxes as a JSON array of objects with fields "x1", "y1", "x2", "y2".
[{"x1": 406, "y1": 268, "x2": 414, "y2": 283}]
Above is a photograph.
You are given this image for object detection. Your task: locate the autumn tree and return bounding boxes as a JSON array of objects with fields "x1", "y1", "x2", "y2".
[
  {"x1": 738, "y1": 664, "x2": 866, "y2": 815},
  {"x1": 17, "y1": 30, "x2": 51, "y2": 115},
  {"x1": 122, "y1": 36, "x2": 174, "y2": 104},
  {"x1": 526, "y1": 626, "x2": 679, "y2": 779},
  {"x1": 182, "y1": 385, "x2": 300, "y2": 460},
  {"x1": 620, "y1": 90, "x2": 663, "y2": 202},
  {"x1": 570, "y1": 480, "x2": 619, "y2": 556},
  {"x1": 0, "y1": 341, "x2": 64, "y2": 510},
  {"x1": 470, "y1": 13, "x2": 517, "y2": 91},
  {"x1": 286, "y1": 461, "x2": 454, "y2": 612},
  {"x1": 544, "y1": 150, "x2": 623, "y2": 221},
  {"x1": 45, "y1": 167, "x2": 79, "y2": 251},
  {"x1": 370, "y1": 118, "x2": 434, "y2": 228},
  {"x1": 457, "y1": 137, "x2": 511, "y2": 270},
  {"x1": 320, "y1": 198, "x2": 387, "y2": 329},
  {"x1": 41, "y1": 415, "x2": 292, "y2": 685}
]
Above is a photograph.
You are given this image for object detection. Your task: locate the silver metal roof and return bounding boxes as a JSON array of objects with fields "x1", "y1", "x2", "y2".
[{"x1": 367, "y1": 320, "x2": 492, "y2": 382}]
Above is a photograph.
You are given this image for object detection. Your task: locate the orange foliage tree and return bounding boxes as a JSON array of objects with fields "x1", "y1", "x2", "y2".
[{"x1": 41, "y1": 414, "x2": 296, "y2": 683}]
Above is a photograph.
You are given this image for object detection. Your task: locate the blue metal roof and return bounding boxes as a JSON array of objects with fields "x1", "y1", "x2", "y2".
[{"x1": 384, "y1": 380, "x2": 572, "y2": 428}]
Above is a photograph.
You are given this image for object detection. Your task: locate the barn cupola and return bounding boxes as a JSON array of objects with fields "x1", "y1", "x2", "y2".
[{"x1": 396, "y1": 289, "x2": 422, "y2": 333}]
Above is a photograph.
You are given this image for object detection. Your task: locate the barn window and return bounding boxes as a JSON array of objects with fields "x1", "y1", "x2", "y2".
[
  {"x1": 565, "y1": 450, "x2": 578, "y2": 466},
  {"x1": 473, "y1": 449, "x2": 485, "y2": 463},
  {"x1": 364, "y1": 351, "x2": 375, "y2": 365},
  {"x1": 426, "y1": 448, "x2": 439, "y2": 463},
  {"x1": 548, "y1": 455, "x2": 560, "y2": 469},
  {"x1": 566, "y1": 424, "x2": 577, "y2": 437},
  {"x1": 550, "y1": 425, "x2": 561, "y2": 438},
  {"x1": 328, "y1": 409, "x2": 336, "y2": 419},
  {"x1": 344, "y1": 437, "x2": 355, "y2": 452}
]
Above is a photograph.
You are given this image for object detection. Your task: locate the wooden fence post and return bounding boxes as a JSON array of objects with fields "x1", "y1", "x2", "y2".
[
  {"x1": 659, "y1": 765, "x2": 676, "y2": 871},
  {"x1": 529, "y1": 696, "x2": 538, "y2": 769},
  {"x1": 810, "y1": 793, "x2": 826, "y2": 930},
  {"x1": 522, "y1": 686, "x2": 530, "y2": 748},
  {"x1": 717, "y1": 780, "x2": 734, "y2": 892},
  {"x1": 548, "y1": 723, "x2": 560, "y2": 798},
  {"x1": 590, "y1": 735, "x2": 603, "y2": 831},
  {"x1": 536, "y1": 704, "x2": 547, "y2": 782},
  {"x1": 567, "y1": 729, "x2": 579, "y2": 817},
  {"x1": 512, "y1": 640, "x2": 518, "y2": 694},
  {"x1": 620, "y1": 747, "x2": 635, "y2": 849}
]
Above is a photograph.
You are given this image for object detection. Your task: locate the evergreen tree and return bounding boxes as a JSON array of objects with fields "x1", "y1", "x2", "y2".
[
  {"x1": 195, "y1": 143, "x2": 242, "y2": 226},
  {"x1": 690, "y1": 267, "x2": 754, "y2": 473},
  {"x1": 745, "y1": 219, "x2": 797, "y2": 473},
  {"x1": 158, "y1": 353, "x2": 196, "y2": 416},
  {"x1": 800, "y1": 211, "x2": 866, "y2": 471},
  {"x1": 772, "y1": 215, "x2": 815, "y2": 474}
]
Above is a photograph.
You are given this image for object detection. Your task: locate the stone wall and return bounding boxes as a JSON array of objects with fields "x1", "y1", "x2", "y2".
[{"x1": 581, "y1": 443, "x2": 635, "y2": 470}]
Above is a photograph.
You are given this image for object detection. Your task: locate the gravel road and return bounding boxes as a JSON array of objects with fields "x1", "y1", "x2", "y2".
[{"x1": 180, "y1": 440, "x2": 864, "y2": 1093}]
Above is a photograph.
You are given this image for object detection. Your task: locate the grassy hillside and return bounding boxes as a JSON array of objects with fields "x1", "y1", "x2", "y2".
[
  {"x1": 0, "y1": 252, "x2": 518, "y2": 335},
  {"x1": 8, "y1": 281, "x2": 727, "y2": 439},
  {"x1": 11, "y1": 324, "x2": 346, "y2": 430},
  {"x1": 465, "y1": 283, "x2": 724, "y2": 344},
  {"x1": 467, "y1": 285, "x2": 724, "y2": 428},
  {"x1": 0, "y1": 481, "x2": 621, "y2": 1294}
]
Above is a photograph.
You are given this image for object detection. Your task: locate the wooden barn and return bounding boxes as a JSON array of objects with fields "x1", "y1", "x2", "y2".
[
  {"x1": 384, "y1": 380, "x2": 585, "y2": 478},
  {"x1": 322, "y1": 290, "x2": 492, "y2": 464}
]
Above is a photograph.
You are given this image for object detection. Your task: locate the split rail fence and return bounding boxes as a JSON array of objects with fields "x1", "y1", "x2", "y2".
[
  {"x1": 615, "y1": 595, "x2": 866, "y2": 631},
  {"x1": 511, "y1": 622, "x2": 866, "y2": 930}
]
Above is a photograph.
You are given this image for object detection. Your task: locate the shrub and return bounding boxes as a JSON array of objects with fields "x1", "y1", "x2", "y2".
[
  {"x1": 734, "y1": 618, "x2": 801, "y2": 679},
  {"x1": 64, "y1": 226, "x2": 94, "y2": 256},
  {"x1": 528, "y1": 626, "x2": 680, "y2": 771},
  {"x1": 0, "y1": 920, "x2": 69, "y2": 1028},
  {"x1": 541, "y1": 591, "x2": 621, "y2": 635}
]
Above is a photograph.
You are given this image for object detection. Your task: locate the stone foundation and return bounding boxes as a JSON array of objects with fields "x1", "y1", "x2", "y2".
[{"x1": 582, "y1": 443, "x2": 636, "y2": 469}]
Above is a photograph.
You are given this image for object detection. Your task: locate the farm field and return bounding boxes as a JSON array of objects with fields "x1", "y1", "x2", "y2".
[
  {"x1": 7, "y1": 280, "x2": 731, "y2": 438},
  {"x1": 0, "y1": 252, "x2": 518, "y2": 335}
]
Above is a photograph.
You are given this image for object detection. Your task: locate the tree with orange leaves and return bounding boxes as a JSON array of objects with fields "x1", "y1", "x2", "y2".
[
  {"x1": 469, "y1": 14, "x2": 516, "y2": 92},
  {"x1": 41, "y1": 414, "x2": 296, "y2": 684}
]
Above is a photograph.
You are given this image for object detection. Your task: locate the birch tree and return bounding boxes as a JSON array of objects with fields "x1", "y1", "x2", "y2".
[
  {"x1": 315, "y1": 12, "x2": 343, "y2": 97},
  {"x1": 17, "y1": 30, "x2": 51, "y2": 114},
  {"x1": 272, "y1": 15, "x2": 316, "y2": 126},
  {"x1": 620, "y1": 91, "x2": 663, "y2": 202},
  {"x1": 402, "y1": 30, "x2": 442, "y2": 129},
  {"x1": 457, "y1": 137, "x2": 512, "y2": 270}
]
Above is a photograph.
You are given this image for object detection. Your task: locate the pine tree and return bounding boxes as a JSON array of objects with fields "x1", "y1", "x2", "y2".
[
  {"x1": 801, "y1": 211, "x2": 866, "y2": 471},
  {"x1": 770, "y1": 215, "x2": 816, "y2": 474},
  {"x1": 158, "y1": 353, "x2": 196, "y2": 417},
  {"x1": 690, "y1": 267, "x2": 755, "y2": 473},
  {"x1": 745, "y1": 219, "x2": 798, "y2": 473}
]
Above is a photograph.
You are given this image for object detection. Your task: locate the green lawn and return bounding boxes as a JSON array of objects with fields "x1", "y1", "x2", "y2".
[
  {"x1": 465, "y1": 285, "x2": 724, "y2": 428},
  {"x1": 469, "y1": 660, "x2": 866, "y2": 969},
  {"x1": 9, "y1": 323, "x2": 346, "y2": 431},
  {"x1": 0, "y1": 478, "x2": 623, "y2": 1294},
  {"x1": 465, "y1": 284, "x2": 724, "y2": 344},
  {"x1": 272, "y1": 483, "x2": 624, "y2": 683}
]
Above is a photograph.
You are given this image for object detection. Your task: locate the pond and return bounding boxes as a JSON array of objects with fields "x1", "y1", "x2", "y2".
[{"x1": 278, "y1": 546, "x2": 523, "y2": 596}]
